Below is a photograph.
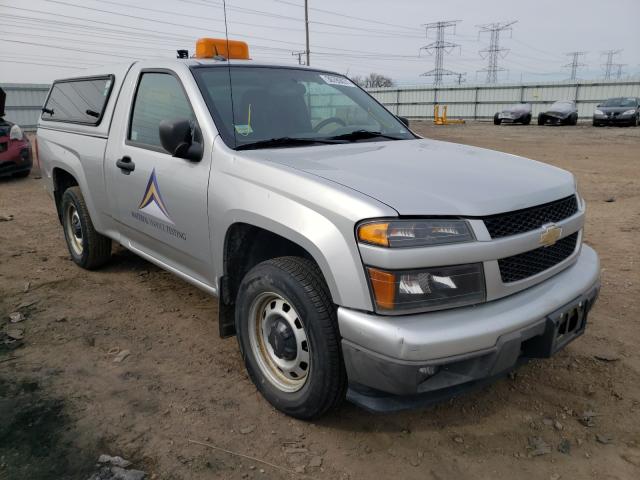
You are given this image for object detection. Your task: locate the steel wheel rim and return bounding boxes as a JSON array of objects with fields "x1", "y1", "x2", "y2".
[
  {"x1": 64, "y1": 203, "x2": 83, "y2": 256},
  {"x1": 248, "y1": 292, "x2": 310, "y2": 393}
]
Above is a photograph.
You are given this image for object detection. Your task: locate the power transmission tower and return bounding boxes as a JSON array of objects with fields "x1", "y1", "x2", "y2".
[
  {"x1": 419, "y1": 20, "x2": 462, "y2": 85},
  {"x1": 477, "y1": 21, "x2": 517, "y2": 84},
  {"x1": 601, "y1": 49, "x2": 622, "y2": 79},
  {"x1": 564, "y1": 51, "x2": 587, "y2": 81},
  {"x1": 613, "y1": 63, "x2": 627, "y2": 80},
  {"x1": 292, "y1": 51, "x2": 306, "y2": 65}
]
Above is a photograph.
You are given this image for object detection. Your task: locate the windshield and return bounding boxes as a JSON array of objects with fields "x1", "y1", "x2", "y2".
[
  {"x1": 0, "y1": 120, "x2": 11, "y2": 137},
  {"x1": 506, "y1": 103, "x2": 531, "y2": 112},
  {"x1": 550, "y1": 101, "x2": 573, "y2": 109},
  {"x1": 602, "y1": 97, "x2": 636, "y2": 107},
  {"x1": 192, "y1": 66, "x2": 414, "y2": 149}
]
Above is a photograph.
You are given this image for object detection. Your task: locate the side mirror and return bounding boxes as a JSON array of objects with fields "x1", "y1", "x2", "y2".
[
  {"x1": 159, "y1": 118, "x2": 203, "y2": 162},
  {"x1": 397, "y1": 116, "x2": 410, "y2": 128}
]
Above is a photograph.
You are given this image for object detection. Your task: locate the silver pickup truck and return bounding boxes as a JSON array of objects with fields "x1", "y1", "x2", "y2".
[{"x1": 37, "y1": 40, "x2": 600, "y2": 419}]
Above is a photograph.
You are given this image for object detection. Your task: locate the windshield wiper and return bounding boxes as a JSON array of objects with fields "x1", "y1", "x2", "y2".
[
  {"x1": 236, "y1": 137, "x2": 341, "y2": 150},
  {"x1": 328, "y1": 130, "x2": 405, "y2": 142}
]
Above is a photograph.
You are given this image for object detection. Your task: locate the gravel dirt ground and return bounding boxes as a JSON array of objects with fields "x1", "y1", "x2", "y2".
[{"x1": 1, "y1": 122, "x2": 639, "y2": 480}]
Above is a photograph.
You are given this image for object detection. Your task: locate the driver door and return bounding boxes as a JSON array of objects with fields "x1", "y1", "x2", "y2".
[{"x1": 104, "y1": 67, "x2": 214, "y2": 286}]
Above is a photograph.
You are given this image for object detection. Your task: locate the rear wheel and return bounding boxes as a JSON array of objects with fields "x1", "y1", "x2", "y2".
[
  {"x1": 569, "y1": 113, "x2": 578, "y2": 125},
  {"x1": 61, "y1": 186, "x2": 112, "y2": 269},
  {"x1": 235, "y1": 256, "x2": 346, "y2": 419},
  {"x1": 537, "y1": 113, "x2": 546, "y2": 125},
  {"x1": 493, "y1": 113, "x2": 501, "y2": 125},
  {"x1": 522, "y1": 114, "x2": 532, "y2": 125}
]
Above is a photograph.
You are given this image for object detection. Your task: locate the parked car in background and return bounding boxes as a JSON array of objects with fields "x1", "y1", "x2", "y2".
[
  {"x1": 0, "y1": 88, "x2": 32, "y2": 178},
  {"x1": 494, "y1": 103, "x2": 532, "y2": 125},
  {"x1": 538, "y1": 101, "x2": 578, "y2": 126},
  {"x1": 593, "y1": 97, "x2": 640, "y2": 127}
]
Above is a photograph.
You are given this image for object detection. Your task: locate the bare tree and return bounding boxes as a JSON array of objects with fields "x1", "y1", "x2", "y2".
[{"x1": 351, "y1": 73, "x2": 395, "y2": 88}]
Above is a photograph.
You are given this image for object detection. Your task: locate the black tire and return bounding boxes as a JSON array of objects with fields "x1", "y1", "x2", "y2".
[
  {"x1": 633, "y1": 115, "x2": 639, "y2": 127},
  {"x1": 61, "y1": 186, "x2": 112, "y2": 269},
  {"x1": 570, "y1": 113, "x2": 578, "y2": 125},
  {"x1": 537, "y1": 113, "x2": 546, "y2": 125},
  {"x1": 522, "y1": 114, "x2": 532, "y2": 125},
  {"x1": 493, "y1": 113, "x2": 501, "y2": 125},
  {"x1": 235, "y1": 256, "x2": 346, "y2": 419},
  {"x1": 593, "y1": 119, "x2": 600, "y2": 127},
  {"x1": 12, "y1": 170, "x2": 30, "y2": 178}
]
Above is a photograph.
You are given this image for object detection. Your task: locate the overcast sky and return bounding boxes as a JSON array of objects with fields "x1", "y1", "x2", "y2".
[{"x1": 0, "y1": 0, "x2": 638, "y2": 85}]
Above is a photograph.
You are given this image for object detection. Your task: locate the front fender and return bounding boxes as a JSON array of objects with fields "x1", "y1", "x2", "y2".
[{"x1": 210, "y1": 145, "x2": 396, "y2": 311}]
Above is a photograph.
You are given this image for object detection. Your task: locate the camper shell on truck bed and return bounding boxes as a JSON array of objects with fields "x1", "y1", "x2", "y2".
[{"x1": 37, "y1": 39, "x2": 600, "y2": 418}]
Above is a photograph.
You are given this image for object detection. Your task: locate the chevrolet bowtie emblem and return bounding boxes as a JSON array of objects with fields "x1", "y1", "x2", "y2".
[{"x1": 540, "y1": 224, "x2": 562, "y2": 247}]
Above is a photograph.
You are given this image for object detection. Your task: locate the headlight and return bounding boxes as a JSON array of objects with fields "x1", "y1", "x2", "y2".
[
  {"x1": 358, "y1": 219, "x2": 474, "y2": 248},
  {"x1": 622, "y1": 109, "x2": 636, "y2": 116},
  {"x1": 9, "y1": 124, "x2": 23, "y2": 141},
  {"x1": 367, "y1": 263, "x2": 486, "y2": 313},
  {"x1": 594, "y1": 109, "x2": 604, "y2": 116}
]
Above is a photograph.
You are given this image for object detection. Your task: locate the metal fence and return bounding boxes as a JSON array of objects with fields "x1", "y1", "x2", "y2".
[
  {"x1": 0, "y1": 83, "x2": 50, "y2": 131},
  {"x1": 3, "y1": 79, "x2": 640, "y2": 129},
  {"x1": 367, "y1": 80, "x2": 640, "y2": 120}
]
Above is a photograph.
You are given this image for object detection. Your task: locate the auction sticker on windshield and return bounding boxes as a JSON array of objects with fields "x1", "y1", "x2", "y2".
[{"x1": 320, "y1": 74, "x2": 355, "y2": 87}]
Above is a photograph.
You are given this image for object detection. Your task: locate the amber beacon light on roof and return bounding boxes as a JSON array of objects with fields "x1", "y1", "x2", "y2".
[{"x1": 194, "y1": 38, "x2": 250, "y2": 60}]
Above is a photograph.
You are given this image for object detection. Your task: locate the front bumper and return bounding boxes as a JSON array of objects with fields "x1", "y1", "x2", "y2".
[
  {"x1": 0, "y1": 140, "x2": 32, "y2": 176},
  {"x1": 338, "y1": 245, "x2": 600, "y2": 412},
  {"x1": 593, "y1": 115, "x2": 635, "y2": 125}
]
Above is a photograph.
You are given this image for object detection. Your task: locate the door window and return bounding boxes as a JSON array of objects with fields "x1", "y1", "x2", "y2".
[{"x1": 129, "y1": 72, "x2": 195, "y2": 151}]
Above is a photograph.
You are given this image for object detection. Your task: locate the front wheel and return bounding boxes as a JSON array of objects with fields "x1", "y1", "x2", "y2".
[
  {"x1": 61, "y1": 186, "x2": 112, "y2": 269},
  {"x1": 522, "y1": 114, "x2": 532, "y2": 125},
  {"x1": 235, "y1": 256, "x2": 346, "y2": 419},
  {"x1": 493, "y1": 113, "x2": 501, "y2": 125},
  {"x1": 538, "y1": 114, "x2": 546, "y2": 125}
]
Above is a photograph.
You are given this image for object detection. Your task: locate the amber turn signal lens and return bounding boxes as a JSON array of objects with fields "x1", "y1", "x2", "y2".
[
  {"x1": 367, "y1": 267, "x2": 396, "y2": 310},
  {"x1": 358, "y1": 222, "x2": 389, "y2": 247}
]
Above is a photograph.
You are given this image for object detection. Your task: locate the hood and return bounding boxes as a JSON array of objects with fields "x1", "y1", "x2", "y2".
[
  {"x1": 242, "y1": 139, "x2": 575, "y2": 216},
  {"x1": 502, "y1": 104, "x2": 531, "y2": 115},
  {"x1": 545, "y1": 102, "x2": 575, "y2": 115},
  {"x1": 599, "y1": 106, "x2": 635, "y2": 113}
]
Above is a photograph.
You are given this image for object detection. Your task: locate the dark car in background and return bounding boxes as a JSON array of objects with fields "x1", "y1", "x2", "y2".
[
  {"x1": 538, "y1": 100, "x2": 578, "y2": 126},
  {"x1": 593, "y1": 97, "x2": 640, "y2": 127},
  {"x1": 494, "y1": 103, "x2": 532, "y2": 125},
  {"x1": 0, "y1": 87, "x2": 32, "y2": 178}
]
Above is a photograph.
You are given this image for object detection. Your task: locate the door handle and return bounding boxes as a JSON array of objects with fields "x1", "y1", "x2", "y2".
[{"x1": 116, "y1": 156, "x2": 135, "y2": 174}]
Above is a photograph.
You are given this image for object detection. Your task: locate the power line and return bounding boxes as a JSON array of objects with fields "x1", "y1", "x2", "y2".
[
  {"x1": 477, "y1": 21, "x2": 517, "y2": 83},
  {"x1": 267, "y1": 0, "x2": 423, "y2": 33},
  {"x1": 176, "y1": 0, "x2": 423, "y2": 37},
  {"x1": 564, "y1": 51, "x2": 587, "y2": 80},
  {"x1": 419, "y1": 20, "x2": 462, "y2": 85},
  {"x1": 0, "y1": 59, "x2": 86, "y2": 69}
]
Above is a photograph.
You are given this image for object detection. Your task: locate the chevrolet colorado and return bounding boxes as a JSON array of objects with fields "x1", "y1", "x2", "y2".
[{"x1": 37, "y1": 39, "x2": 600, "y2": 419}]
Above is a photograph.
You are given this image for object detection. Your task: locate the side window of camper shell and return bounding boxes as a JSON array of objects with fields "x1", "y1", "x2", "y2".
[{"x1": 41, "y1": 75, "x2": 114, "y2": 125}]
